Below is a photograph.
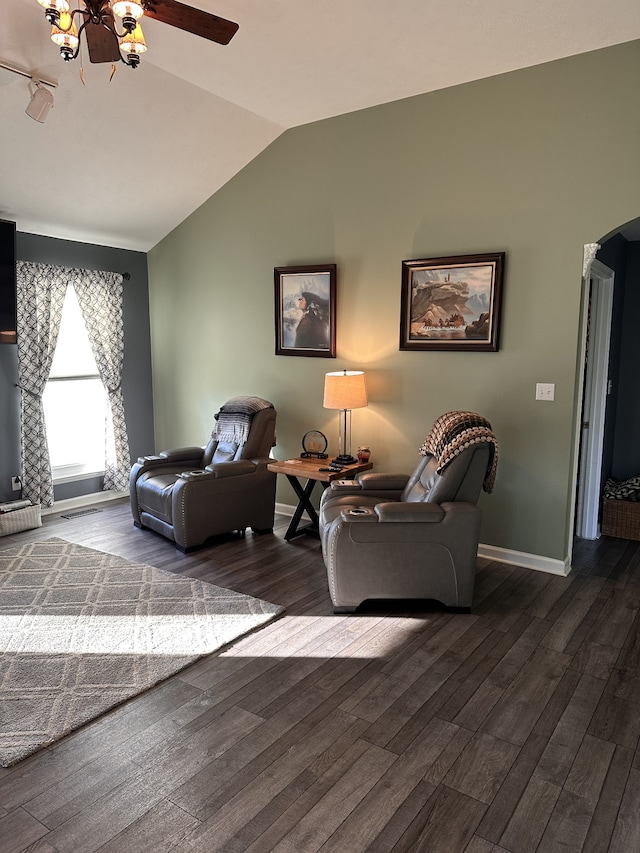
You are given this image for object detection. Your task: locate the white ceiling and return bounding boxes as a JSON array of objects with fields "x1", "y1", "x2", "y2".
[{"x1": 1, "y1": 0, "x2": 639, "y2": 251}]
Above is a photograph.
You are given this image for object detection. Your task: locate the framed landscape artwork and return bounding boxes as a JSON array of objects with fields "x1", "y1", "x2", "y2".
[
  {"x1": 274, "y1": 264, "x2": 336, "y2": 357},
  {"x1": 400, "y1": 252, "x2": 505, "y2": 352}
]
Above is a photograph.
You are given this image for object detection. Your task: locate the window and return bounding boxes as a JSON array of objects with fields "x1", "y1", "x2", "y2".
[{"x1": 42, "y1": 286, "x2": 109, "y2": 481}]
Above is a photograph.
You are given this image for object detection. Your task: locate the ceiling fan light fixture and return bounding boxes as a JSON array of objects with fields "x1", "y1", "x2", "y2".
[
  {"x1": 112, "y1": 1, "x2": 145, "y2": 20},
  {"x1": 119, "y1": 22, "x2": 147, "y2": 65},
  {"x1": 33, "y1": 0, "x2": 238, "y2": 73},
  {"x1": 50, "y1": 12, "x2": 79, "y2": 60},
  {"x1": 112, "y1": 1, "x2": 144, "y2": 33},
  {"x1": 36, "y1": 0, "x2": 70, "y2": 25}
]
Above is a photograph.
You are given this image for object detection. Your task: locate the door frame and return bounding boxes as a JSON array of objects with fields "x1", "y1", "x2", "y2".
[{"x1": 572, "y1": 249, "x2": 615, "y2": 541}]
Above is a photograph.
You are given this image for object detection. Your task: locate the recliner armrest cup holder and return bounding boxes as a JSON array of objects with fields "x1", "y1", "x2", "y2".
[{"x1": 340, "y1": 506, "x2": 378, "y2": 522}]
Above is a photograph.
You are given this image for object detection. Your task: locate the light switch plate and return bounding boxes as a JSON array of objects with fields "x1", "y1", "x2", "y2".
[{"x1": 536, "y1": 383, "x2": 555, "y2": 401}]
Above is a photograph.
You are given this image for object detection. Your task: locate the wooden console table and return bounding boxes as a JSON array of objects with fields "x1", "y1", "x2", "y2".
[{"x1": 267, "y1": 457, "x2": 373, "y2": 540}]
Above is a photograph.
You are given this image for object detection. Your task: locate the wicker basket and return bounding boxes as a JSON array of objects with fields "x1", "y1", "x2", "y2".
[
  {"x1": 0, "y1": 504, "x2": 42, "y2": 537},
  {"x1": 601, "y1": 498, "x2": 640, "y2": 541}
]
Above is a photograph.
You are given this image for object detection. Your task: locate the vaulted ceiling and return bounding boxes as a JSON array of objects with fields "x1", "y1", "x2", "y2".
[{"x1": 1, "y1": 0, "x2": 639, "y2": 251}]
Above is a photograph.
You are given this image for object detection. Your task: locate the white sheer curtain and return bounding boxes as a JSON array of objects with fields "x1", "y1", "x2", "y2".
[{"x1": 15, "y1": 262, "x2": 130, "y2": 505}]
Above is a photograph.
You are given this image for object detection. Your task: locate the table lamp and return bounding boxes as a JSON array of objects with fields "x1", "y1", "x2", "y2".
[{"x1": 323, "y1": 370, "x2": 368, "y2": 464}]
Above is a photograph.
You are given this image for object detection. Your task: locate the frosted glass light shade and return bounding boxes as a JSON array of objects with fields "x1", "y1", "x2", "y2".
[
  {"x1": 37, "y1": 0, "x2": 69, "y2": 11},
  {"x1": 112, "y1": 1, "x2": 144, "y2": 20},
  {"x1": 51, "y1": 12, "x2": 78, "y2": 48},
  {"x1": 119, "y1": 23, "x2": 147, "y2": 55}
]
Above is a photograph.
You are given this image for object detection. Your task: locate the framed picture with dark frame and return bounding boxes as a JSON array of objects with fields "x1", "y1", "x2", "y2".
[
  {"x1": 274, "y1": 263, "x2": 336, "y2": 357},
  {"x1": 400, "y1": 252, "x2": 505, "y2": 352}
]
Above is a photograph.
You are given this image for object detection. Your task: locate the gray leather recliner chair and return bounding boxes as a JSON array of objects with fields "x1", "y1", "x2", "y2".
[
  {"x1": 319, "y1": 412, "x2": 497, "y2": 612},
  {"x1": 130, "y1": 398, "x2": 277, "y2": 551}
]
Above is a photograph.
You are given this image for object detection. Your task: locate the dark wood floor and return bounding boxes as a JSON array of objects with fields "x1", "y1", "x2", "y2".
[{"x1": 1, "y1": 500, "x2": 640, "y2": 852}]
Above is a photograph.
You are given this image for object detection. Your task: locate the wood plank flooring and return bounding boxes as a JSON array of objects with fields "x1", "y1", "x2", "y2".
[{"x1": 1, "y1": 500, "x2": 640, "y2": 852}]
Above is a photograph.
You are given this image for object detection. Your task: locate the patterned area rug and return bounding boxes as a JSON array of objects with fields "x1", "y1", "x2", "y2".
[{"x1": 0, "y1": 537, "x2": 284, "y2": 767}]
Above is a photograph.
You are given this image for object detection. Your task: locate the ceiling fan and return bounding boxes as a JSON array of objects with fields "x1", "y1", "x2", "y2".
[{"x1": 36, "y1": 1, "x2": 239, "y2": 68}]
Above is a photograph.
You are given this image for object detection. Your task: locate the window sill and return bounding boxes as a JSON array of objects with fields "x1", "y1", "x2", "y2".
[{"x1": 52, "y1": 470, "x2": 105, "y2": 485}]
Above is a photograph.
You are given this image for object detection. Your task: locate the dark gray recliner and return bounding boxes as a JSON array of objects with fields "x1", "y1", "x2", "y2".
[
  {"x1": 319, "y1": 411, "x2": 497, "y2": 612},
  {"x1": 130, "y1": 398, "x2": 277, "y2": 551}
]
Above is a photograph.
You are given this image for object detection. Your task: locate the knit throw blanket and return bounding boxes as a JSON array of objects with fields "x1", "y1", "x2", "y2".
[
  {"x1": 419, "y1": 411, "x2": 498, "y2": 493},
  {"x1": 213, "y1": 396, "x2": 274, "y2": 445},
  {"x1": 603, "y1": 476, "x2": 640, "y2": 502}
]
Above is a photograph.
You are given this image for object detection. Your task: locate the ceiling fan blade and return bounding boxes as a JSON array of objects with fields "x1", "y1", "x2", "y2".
[
  {"x1": 85, "y1": 17, "x2": 121, "y2": 63},
  {"x1": 143, "y1": 0, "x2": 239, "y2": 45}
]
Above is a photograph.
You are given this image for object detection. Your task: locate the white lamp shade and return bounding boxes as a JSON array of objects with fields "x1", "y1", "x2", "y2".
[{"x1": 323, "y1": 371, "x2": 368, "y2": 410}]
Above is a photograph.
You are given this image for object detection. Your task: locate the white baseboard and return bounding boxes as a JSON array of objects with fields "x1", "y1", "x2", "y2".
[
  {"x1": 276, "y1": 501, "x2": 571, "y2": 577},
  {"x1": 42, "y1": 490, "x2": 128, "y2": 517},
  {"x1": 477, "y1": 543, "x2": 570, "y2": 576},
  {"x1": 47, "y1": 497, "x2": 570, "y2": 577},
  {"x1": 275, "y1": 500, "x2": 309, "y2": 520}
]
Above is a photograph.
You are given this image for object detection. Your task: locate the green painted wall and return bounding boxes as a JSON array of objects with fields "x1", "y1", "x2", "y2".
[{"x1": 148, "y1": 41, "x2": 640, "y2": 564}]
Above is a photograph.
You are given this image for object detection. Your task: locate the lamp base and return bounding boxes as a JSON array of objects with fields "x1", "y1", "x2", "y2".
[{"x1": 333, "y1": 454, "x2": 358, "y2": 465}]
